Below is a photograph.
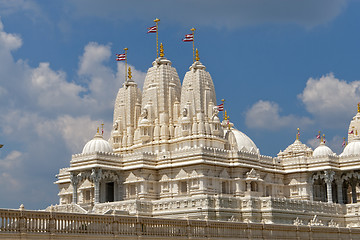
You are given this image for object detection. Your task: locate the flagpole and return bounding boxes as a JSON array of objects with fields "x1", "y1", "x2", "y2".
[
  {"x1": 191, "y1": 28, "x2": 196, "y2": 62},
  {"x1": 154, "y1": 18, "x2": 160, "y2": 58},
  {"x1": 124, "y1": 48, "x2": 128, "y2": 82},
  {"x1": 221, "y1": 99, "x2": 225, "y2": 120}
]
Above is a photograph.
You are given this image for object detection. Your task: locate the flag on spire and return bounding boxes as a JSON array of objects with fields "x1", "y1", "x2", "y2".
[
  {"x1": 147, "y1": 25, "x2": 157, "y2": 33},
  {"x1": 349, "y1": 130, "x2": 354, "y2": 134},
  {"x1": 116, "y1": 53, "x2": 126, "y2": 61},
  {"x1": 316, "y1": 133, "x2": 321, "y2": 139},
  {"x1": 342, "y1": 138, "x2": 346, "y2": 147},
  {"x1": 182, "y1": 33, "x2": 194, "y2": 42},
  {"x1": 216, "y1": 103, "x2": 224, "y2": 111}
]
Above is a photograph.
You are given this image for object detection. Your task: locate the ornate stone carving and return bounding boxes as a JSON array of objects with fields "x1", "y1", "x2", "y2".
[
  {"x1": 308, "y1": 215, "x2": 324, "y2": 226},
  {"x1": 324, "y1": 170, "x2": 335, "y2": 184},
  {"x1": 293, "y1": 217, "x2": 303, "y2": 226},
  {"x1": 328, "y1": 219, "x2": 339, "y2": 227},
  {"x1": 246, "y1": 168, "x2": 261, "y2": 180}
]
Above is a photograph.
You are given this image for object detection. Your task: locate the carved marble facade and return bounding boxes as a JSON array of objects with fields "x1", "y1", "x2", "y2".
[{"x1": 53, "y1": 50, "x2": 360, "y2": 227}]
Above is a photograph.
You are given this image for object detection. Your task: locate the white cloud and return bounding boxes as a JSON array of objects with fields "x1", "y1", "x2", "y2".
[
  {"x1": 0, "y1": 0, "x2": 40, "y2": 15},
  {"x1": 30, "y1": 62, "x2": 91, "y2": 112},
  {"x1": 0, "y1": 19, "x2": 146, "y2": 209},
  {"x1": 298, "y1": 73, "x2": 360, "y2": 127},
  {"x1": 35, "y1": 115, "x2": 109, "y2": 153},
  {"x1": 0, "y1": 20, "x2": 22, "y2": 50},
  {"x1": 0, "y1": 150, "x2": 22, "y2": 169},
  {"x1": 245, "y1": 100, "x2": 313, "y2": 130},
  {"x1": 66, "y1": 0, "x2": 348, "y2": 29}
]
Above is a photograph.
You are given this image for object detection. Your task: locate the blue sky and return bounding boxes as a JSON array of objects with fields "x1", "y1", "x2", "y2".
[{"x1": 0, "y1": 0, "x2": 359, "y2": 209}]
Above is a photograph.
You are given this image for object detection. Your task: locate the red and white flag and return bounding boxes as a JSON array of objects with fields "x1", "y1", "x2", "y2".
[
  {"x1": 147, "y1": 25, "x2": 157, "y2": 33},
  {"x1": 316, "y1": 133, "x2": 320, "y2": 139},
  {"x1": 182, "y1": 33, "x2": 194, "y2": 42},
  {"x1": 116, "y1": 53, "x2": 126, "y2": 61},
  {"x1": 216, "y1": 103, "x2": 224, "y2": 111}
]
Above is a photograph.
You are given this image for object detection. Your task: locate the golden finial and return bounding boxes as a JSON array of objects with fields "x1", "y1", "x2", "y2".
[
  {"x1": 160, "y1": 43, "x2": 164, "y2": 57},
  {"x1": 357, "y1": 102, "x2": 360, "y2": 113},
  {"x1": 224, "y1": 110, "x2": 228, "y2": 120},
  {"x1": 227, "y1": 115, "x2": 231, "y2": 130},
  {"x1": 356, "y1": 130, "x2": 358, "y2": 136},
  {"x1": 128, "y1": 67, "x2": 132, "y2": 80},
  {"x1": 296, "y1": 128, "x2": 300, "y2": 140},
  {"x1": 97, "y1": 127, "x2": 99, "y2": 134},
  {"x1": 101, "y1": 123, "x2": 104, "y2": 135},
  {"x1": 195, "y1": 48, "x2": 200, "y2": 61},
  {"x1": 322, "y1": 134, "x2": 325, "y2": 143},
  {"x1": 154, "y1": 18, "x2": 160, "y2": 23}
]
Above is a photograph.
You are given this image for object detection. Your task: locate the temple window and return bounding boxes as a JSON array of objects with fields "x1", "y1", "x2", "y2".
[
  {"x1": 265, "y1": 186, "x2": 271, "y2": 197},
  {"x1": 105, "y1": 182, "x2": 114, "y2": 202},
  {"x1": 180, "y1": 181, "x2": 187, "y2": 194},
  {"x1": 129, "y1": 184, "x2": 136, "y2": 197},
  {"x1": 222, "y1": 181, "x2": 228, "y2": 194},
  {"x1": 84, "y1": 190, "x2": 91, "y2": 203},
  {"x1": 251, "y1": 182, "x2": 258, "y2": 192},
  {"x1": 148, "y1": 183, "x2": 154, "y2": 192}
]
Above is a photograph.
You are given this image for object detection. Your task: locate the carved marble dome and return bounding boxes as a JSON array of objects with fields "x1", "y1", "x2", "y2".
[
  {"x1": 224, "y1": 127, "x2": 259, "y2": 154},
  {"x1": 82, "y1": 131, "x2": 113, "y2": 154},
  {"x1": 341, "y1": 136, "x2": 360, "y2": 156},
  {"x1": 313, "y1": 141, "x2": 334, "y2": 157},
  {"x1": 278, "y1": 134, "x2": 313, "y2": 159}
]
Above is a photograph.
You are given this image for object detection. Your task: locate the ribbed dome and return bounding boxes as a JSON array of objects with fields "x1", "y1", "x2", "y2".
[
  {"x1": 341, "y1": 137, "x2": 360, "y2": 156},
  {"x1": 278, "y1": 139, "x2": 313, "y2": 159},
  {"x1": 225, "y1": 128, "x2": 259, "y2": 154},
  {"x1": 313, "y1": 142, "x2": 334, "y2": 157},
  {"x1": 82, "y1": 132, "x2": 113, "y2": 154}
]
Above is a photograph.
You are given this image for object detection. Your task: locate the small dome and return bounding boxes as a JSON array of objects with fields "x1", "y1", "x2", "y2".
[
  {"x1": 225, "y1": 128, "x2": 259, "y2": 154},
  {"x1": 278, "y1": 139, "x2": 313, "y2": 159},
  {"x1": 341, "y1": 137, "x2": 360, "y2": 157},
  {"x1": 313, "y1": 141, "x2": 334, "y2": 157},
  {"x1": 82, "y1": 132, "x2": 113, "y2": 154}
]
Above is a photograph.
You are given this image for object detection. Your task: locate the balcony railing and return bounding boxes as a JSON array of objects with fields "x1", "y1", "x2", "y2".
[{"x1": 1, "y1": 207, "x2": 360, "y2": 239}]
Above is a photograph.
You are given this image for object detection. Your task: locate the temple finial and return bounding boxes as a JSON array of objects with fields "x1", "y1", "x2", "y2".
[
  {"x1": 101, "y1": 123, "x2": 104, "y2": 135},
  {"x1": 224, "y1": 110, "x2": 228, "y2": 120},
  {"x1": 97, "y1": 127, "x2": 99, "y2": 134},
  {"x1": 227, "y1": 115, "x2": 231, "y2": 130},
  {"x1": 160, "y1": 43, "x2": 164, "y2": 57},
  {"x1": 128, "y1": 67, "x2": 132, "y2": 80},
  {"x1": 195, "y1": 48, "x2": 200, "y2": 61},
  {"x1": 296, "y1": 128, "x2": 300, "y2": 140},
  {"x1": 357, "y1": 102, "x2": 360, "y2": 113}
]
